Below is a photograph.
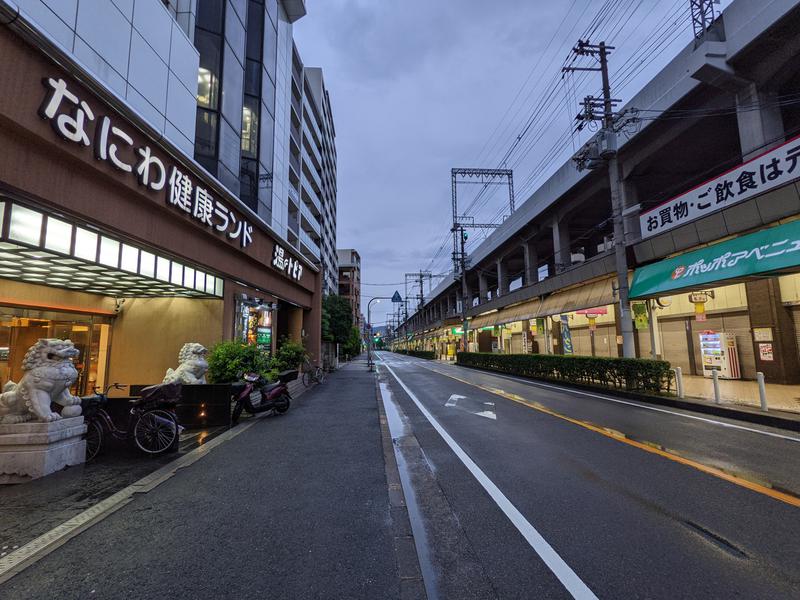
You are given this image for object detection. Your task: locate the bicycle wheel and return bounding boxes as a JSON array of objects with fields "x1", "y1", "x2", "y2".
[
  {"x1": 302, "y1": 370, "x2": 312, "y2": 387},
  {"x1": 133, "y1": 409, "x2": 178, "y2": 455},
  {"x1": 85, "y1": 419, "x2": 103, "y2": 461}
]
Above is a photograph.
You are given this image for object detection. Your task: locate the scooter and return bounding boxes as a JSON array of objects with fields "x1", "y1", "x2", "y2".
[{"x1": 231, "y1": 369, "x2": 297, "y2": 424}]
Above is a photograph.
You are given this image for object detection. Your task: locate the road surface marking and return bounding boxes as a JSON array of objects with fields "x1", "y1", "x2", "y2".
[
  {"x1": 384, "y1": 353, "x2": 800, "y2": 443},
  {"x1": 445, "y1": 394, "x2": 465, "y2": 407},
  {"x1": 398, "y1": 360, "x2": 800, "y2": 509},
  {"x1": 445, "y1": 393, "x2": 496, "y2": 420},
  {"x1": 382, "y1": 361, "x2": 599, "y2": 600}
]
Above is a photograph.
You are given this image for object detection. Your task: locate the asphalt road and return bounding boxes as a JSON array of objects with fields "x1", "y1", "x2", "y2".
[
  {"x1": 376, "y1": 351, "x2": 800, "y2": 599},
  {"x1": 4, "y1": 354, "x2": 800, "y2": 599}
]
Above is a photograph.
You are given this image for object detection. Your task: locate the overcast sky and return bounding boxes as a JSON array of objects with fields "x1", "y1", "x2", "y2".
[{"x1": 294, "y1": 0, "x2": 732, "y2": 327}]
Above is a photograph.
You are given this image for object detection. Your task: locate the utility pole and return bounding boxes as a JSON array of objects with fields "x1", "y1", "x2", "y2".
[
  {"x1": 564, "y1": 40, "x2": 636, "y2": 358},
  {"x1": 449, "y1": 168, "x2": 514, "y2": 353},
  {"x1": 690, "y1": 0, "x2": 717, "y2": 41}
]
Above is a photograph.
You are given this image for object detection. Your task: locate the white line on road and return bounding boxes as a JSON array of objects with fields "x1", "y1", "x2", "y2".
[
  {"x1": 381, "y1": 361, "x2": 599, "y2": 600},
  {"x1": 459, "y1": 369, "x2": 800, "y2": 443},
  {"x1": 381, "y1": 354, "x2": 800, "y2": 444}
]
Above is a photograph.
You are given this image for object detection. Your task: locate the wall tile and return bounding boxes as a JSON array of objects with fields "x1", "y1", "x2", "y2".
[
  {"x1": 164, "y1": 119, "x2": 194, "y2": 158},
  {"x1": 133, "y1": 0, "x2": 173, "y2": 61},
  {"x1": 16, "y1": 0, "x2": 75, "y2": 50},
  {"x1": 111, "y1": 0, "x2": 134, "y2": 21},
  {"x1": 168, "y1": 20, "x2": 200, "y2": 95},
  {"x1": 73, "y1": 36, "x2": 128, "y2": 97},
  {"x1": 166, "y1": 72, "x2": 196, "y2": 142},
  {"x1": 128, "y1": 31, "x2": 168, "y2": 113},
  {"x1": 125, "y1": 84, "x2": 166, "y2": 131},
  {"x1": 41, "y1": 0, "x2": 77, "y2": 27},
  {"x1": 76, "y1": 0, "x2": 131, "y2": 75}
]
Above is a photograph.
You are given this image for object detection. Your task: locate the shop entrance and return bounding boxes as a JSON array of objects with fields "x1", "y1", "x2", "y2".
[{"x1": 0, "y1": 306, "x2": 112, "y2": 395}]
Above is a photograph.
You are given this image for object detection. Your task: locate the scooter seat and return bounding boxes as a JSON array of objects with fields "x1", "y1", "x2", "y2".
[{"x1": 262, "y1": 382, "x2": 282, "y2": 393}]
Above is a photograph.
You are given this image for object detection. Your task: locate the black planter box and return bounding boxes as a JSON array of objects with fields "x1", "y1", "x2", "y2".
[
  {"x1": 177, "y1": 384, "x2": 234, "y2": 429},
  {"x1": 129, "y1": 383, "x2": 234, "y2": 429}
]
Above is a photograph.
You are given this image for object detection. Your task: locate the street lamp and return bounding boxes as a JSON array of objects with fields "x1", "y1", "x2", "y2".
[{"x1": 367, "y1": 297, "x2": 387, "y2": 371}]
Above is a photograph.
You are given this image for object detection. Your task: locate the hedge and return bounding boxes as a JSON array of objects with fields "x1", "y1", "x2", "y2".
[
  {"x1": 394, "y1": 349, "x2": 436, "y2": 360},
  {"x1": 456, "y1": 352, "x2": 673, "y2": 395}
]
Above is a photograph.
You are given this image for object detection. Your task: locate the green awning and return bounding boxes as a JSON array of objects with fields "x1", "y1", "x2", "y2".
[{"x1": 630, "y1": 219, "x2": 800, "y2": 298}]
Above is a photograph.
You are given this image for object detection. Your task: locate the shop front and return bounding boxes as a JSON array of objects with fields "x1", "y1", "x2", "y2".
[
  {"x1": 0, "y1": 26, "x2": 321, "y2": 394},
  {"x1": 630, "y1": 219, "x2": 800, "y2": 384}
]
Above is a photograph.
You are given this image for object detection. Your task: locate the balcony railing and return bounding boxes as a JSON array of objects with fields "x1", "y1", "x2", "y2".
[
  {"x1": 291, "y1": 93, "x2": 302, "y2": 118},
  {"x1": 300, "y1": 229, "x2": 321, "y2": 260},
  {"x1": 300, "y1": 200, "x2": 321, "y2": 237},
  {"x1": 301, "y1": 147, "x2": 323, "y2": 191},
  {"x1": 289, "y1": 151, "x2": 301, "y2": 176},
  {"x1": 301, "y1": 173, "x2": 322, "y2": 214}
]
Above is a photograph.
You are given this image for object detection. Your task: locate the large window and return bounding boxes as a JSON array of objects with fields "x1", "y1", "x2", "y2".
[
  {"x1": 239, "y1": 0, "x2": 266, "y2": 210},
  {"x1": 194, "y1": 0, "x2": 226, "y2": 175}
]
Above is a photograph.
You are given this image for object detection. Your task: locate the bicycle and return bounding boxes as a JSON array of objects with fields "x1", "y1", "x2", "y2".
[
  {"x1": 302, "y1": 360, "x2": 325, "y2": 387},
  {"x1": 81, "y1": 382, "x2": 181, "y2": 461}
]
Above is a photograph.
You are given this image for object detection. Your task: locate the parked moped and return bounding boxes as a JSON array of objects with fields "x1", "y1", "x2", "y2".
[{"x1": 231, "y1": 370, "x2": 297, "y2": 424}]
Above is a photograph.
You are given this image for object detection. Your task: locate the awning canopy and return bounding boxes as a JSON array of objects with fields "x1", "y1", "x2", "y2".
[
  {"x1": 469, "y1": 298, "x2": 541, "y2": 329},
  {"x1": 630, "y1": 219, "x2": 800, "y2": 299},
  {"x1": 537, "y1": 277, "x2": 616, "y2": 317}
]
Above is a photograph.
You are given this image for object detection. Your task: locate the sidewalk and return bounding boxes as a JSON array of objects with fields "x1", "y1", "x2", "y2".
[
  {"x1": 681, "y1": 374, "x2": 800, "y2": 414},
  {"x1": 1, "y1": 360, "x2": 414, "y2": 599},
  {"x1": 0, "y1": 380, "x2": 316, "y2": 560}
]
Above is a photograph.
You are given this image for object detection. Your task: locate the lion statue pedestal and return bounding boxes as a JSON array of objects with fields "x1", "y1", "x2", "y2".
[{"x1": 0, "y1": 339, "x2": 87, "y2": 484}]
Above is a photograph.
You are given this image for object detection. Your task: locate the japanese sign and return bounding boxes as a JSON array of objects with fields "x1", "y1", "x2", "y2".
[
  {"x1": 758, "y1": 343, "x2": 774, "y2": 362},
  {"x1": 640, "y1": 134, "x2": 800, "y2": 239},
  {"x1": 271, "y1": 243, "x2": 303, "y2": 280},
  {"x1": 632, "y1": 302, "x2": 649, "y2": 330},
  {"x1": 39, "y1": 77, "x2": 252, "y2": 248},
  {"x1": 560, "y1": 315, "x2": 574, "y2": 355},
  {"x1": 630, "y1": 219, "x2": 800, "y2": 298}
]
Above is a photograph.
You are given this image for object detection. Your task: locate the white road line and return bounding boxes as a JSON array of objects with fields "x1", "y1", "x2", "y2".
[
  {"x1": 381, "y1": 361, "x2": 598, "y2": 600},
  {"x1": 453, "y1": 369, "x2": 800, "y2": 443},
  {"x1": 382, "y1": 353, "x2": 800, "y2": 444}
]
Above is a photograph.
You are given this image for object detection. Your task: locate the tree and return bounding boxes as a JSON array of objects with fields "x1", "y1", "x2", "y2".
[
  {"x1": 322, "y1": 295, "x2": 353, "y2": 344},
  {"x1": 342, "y1": 326, "x2": 362, "y2": 357}
]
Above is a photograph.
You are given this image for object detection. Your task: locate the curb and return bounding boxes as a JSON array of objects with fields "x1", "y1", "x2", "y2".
[
  {"x1": 455, "y1": 363, "x2": 800, "y2": 432},
  {"x1": 374, "y1": 377, "x2": 427, "y2": 600}
]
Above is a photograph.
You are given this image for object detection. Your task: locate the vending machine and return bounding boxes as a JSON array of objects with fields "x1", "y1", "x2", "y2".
[{"x1": 699, "y1": 331, "x2": 741, "y2": 379}]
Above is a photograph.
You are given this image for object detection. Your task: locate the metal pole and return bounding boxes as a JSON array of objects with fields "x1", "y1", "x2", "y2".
[
  {"x1": 675, "y1": 366, "x2": 684, "y2": 398},
  {"x1": 712, "y1": 369, "x2": 721, "y2": 404},
  {"x1": 599, "y1": 42, "x2": 635, "y2": 359},
  {"x1": 756, "y1": 372, "x2": 768, "y2": 411},
  {"x1": 460, "y1": 227, "x2": 470, "y2": 353}
]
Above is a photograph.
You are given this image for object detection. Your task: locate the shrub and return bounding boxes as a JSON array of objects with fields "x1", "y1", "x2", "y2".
[
  {"x1": 455, "y1": 352, "x2": 673, "y2": 395},
  {"x1": 208, "y1": 341, "x2": 272, "y2": 384},
  {"x1": 393, "y1": 349, "x2": 436, "y2": 360},
  {"x1": 271, "y1": 338, "x2": 307, "y2": 372}
]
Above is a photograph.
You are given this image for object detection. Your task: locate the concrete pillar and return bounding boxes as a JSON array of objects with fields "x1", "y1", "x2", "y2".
[
  {"x1": 522, "y1": 240, "x2": 538, "y2": 286},
  {"x1": 478, "y1": 272, "x2": 489, "y2": 303},
  {"x1": 736, "y1": 82, "x2": 785, "y2": 160},
  {"x1": 745, "y1": 279, "x2": 800, "y2": 384},
  {"x1": 552, "y1": 216, "x2": 571, "y2": 274},
  {"x1": 497, "y1": 259, "x2": 509, "y2": 296}
]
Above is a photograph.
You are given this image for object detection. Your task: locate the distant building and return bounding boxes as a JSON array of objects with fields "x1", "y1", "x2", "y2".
[{"x1": 337, "y1": 249, "x2": 361, "y2": 330}]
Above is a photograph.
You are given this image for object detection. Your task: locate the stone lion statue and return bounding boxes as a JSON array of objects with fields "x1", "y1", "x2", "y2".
[
  {"x1": 0, "y1": 339, "x2": 83, "y2": 424},
  {"x1": 163, "y1": 343, "x2": 208, "y2": 385}
]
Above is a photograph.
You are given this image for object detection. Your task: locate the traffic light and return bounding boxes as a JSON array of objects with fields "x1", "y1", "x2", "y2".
[{"x1": 462, "y1": 230, "x2": 469, "y2": 241}]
